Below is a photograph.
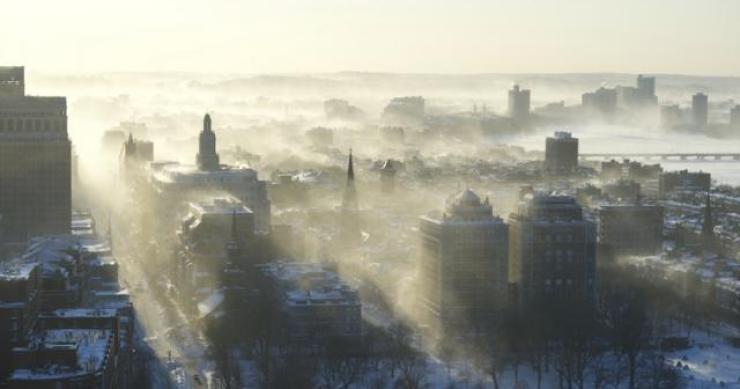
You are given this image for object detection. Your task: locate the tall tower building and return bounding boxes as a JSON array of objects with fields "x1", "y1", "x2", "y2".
[
  {"x1": 196, "y1": 113, "x2": 220, "y2": 171},
  {"x1": 508, "y1": 84, "x2": 531, "y2": 122},
  {"x1": 419, "y1": 189, "x2": 509, "y2": 334},
  {"x1": 508, "y1": 194, "x2": 596, "y2": 306},
  {"x1": 637, "y1": 74, "x2": 656, "y2": 98},
  {"x1": 545, "y1": 131, "x2": 579, "y2": 176},
  {"x1": 730, "y1": 105, "x2": 740, "y2": 129},
  {"x1": 0, "y1": 66, "x2": 71, "y2": 244},
  {"x1": 691, "y1": 93, "x2": 709, "y2": 129}
]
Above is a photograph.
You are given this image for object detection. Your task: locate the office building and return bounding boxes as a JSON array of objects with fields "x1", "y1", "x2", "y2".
[
  {"x1": 691, "y1": 93, "x2": 708, "y2": 128},
  {"x1": 0, "y1": 66, "x2": 71, "y2": 243},
  {"x1": 660, "y1": 104, "x2": 683, "y2": 129},
  {"x1": 508, "y1": 84, "x2": 531, "y2": 122},
  {"x1": 508, "y1": 194, "x2": 596, "y2": 306},
  {"x1": 419, "y1": 189, "x2": 509, "y2": 333},
  {"x1": 545, "y1": 131, "x2": 579, "y2": 175},
  {"x1": 637, "y1": 74, "x2": 656, "y2": 97},
  {"x1": 730, "y1": 105, "x2": 740, "y2": 129},
  {"x1": 582, "y1": 87, "x2": 617, "y2": 117},
  {"x1": 659, "y1": 170, "x2": 711, "y2": 197}
]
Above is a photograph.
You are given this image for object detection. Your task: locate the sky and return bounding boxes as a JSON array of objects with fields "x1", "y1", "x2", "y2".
[{"x1": 2, "y1": 0, "x2": 740, "y2": 75}]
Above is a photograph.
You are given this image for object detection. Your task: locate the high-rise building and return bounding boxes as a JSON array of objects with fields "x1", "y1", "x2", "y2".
[
  {"x1": 508, "y1": 84, "x2": 531, "y2": 122},
  {"x1": 730, "y1": 105, "x2": 740, "y2": 129},
  {"x1": 545, "y1": 131, "x2": 579, "y2": 175},
  {"x1": 599, "y1": 204, "x2": 663, "y2": 257},
  {"x1": 617, "y1": 75, "x2": 658, "y2": 109},
  {"x1": 197, "y1": 113, "x2": 220, "y2": 171},
  {"x1": 637, "y1": 74, "x2": 656, "y2": 97},
  {"x1": 508, "y1": 194, "x2": 596, "y2": 306},
  {"x1": 0, "y1": 66, "x2": 71, "y2": 244},
  {"x1": 419, "y1": 189, "x2": 509, "y2": 333},
  {"x1": 691, "y1": 92, "x2": 708, "y2": 128},
  {"x1": 582, "y1": 87, "x2": 617, "y2": 117},
  {"x1": 660, "y1": 104, "x2": 683, "y2": 129},
  {"x1": 0, "y1": 67, "x2": 24, "y2": 97}
]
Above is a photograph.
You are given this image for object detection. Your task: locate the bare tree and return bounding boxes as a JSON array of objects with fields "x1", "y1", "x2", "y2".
[{"x1": 317, "y1": 336, "x2": 368, "y2": 389}]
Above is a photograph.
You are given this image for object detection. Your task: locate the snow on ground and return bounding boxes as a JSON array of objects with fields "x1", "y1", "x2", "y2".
[{"x1": 665, "y1": 328, "x2": 740, "y2": 388}]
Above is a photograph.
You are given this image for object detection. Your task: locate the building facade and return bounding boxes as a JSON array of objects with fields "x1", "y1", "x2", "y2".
[
  {"x1": 0, "y1": 66, "x2": 70, "y2": 243},
  {"x1": 545, "y1": 131, "x2": 579, "y2": 176},
  {"x1": 691, "y1": 92, "x2": 709, "y2": 129},
  {"x1": 508, "y1": 84, "x2": 531, "y2": 122},
  {"x1": 419, "y1": 189, "x2": 509, "y2": 334},
  {"x1": 508, "y1": 194, "x2": 596, "y2": 306}
]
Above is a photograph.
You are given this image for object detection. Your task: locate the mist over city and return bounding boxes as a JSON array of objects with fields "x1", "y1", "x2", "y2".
[{"x1": 1, "y1": 1, "x2": 740, "y2": 388}]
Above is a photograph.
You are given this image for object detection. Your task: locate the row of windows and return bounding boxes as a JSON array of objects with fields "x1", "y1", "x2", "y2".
[
  {"x1": 0, "y1": 110, "x2": 65, "y2": 117},
  {"x1": 0, "y1": 119, "x2": 65, "y2": 132}
]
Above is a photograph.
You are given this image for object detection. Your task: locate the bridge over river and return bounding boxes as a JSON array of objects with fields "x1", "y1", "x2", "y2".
[{"x1": 579, "y1": 153, "x2": 740, "y2": 162}]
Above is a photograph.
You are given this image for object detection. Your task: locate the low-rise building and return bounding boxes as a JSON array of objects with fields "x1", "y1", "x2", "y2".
[{"x1": 260, "y1": 261, "x2": 362, "y2": 345}]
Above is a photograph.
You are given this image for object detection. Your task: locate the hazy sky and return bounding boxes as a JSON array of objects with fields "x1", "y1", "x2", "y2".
[{"x1": 3, "y1": 0, "x2": 739, "y2": 75}]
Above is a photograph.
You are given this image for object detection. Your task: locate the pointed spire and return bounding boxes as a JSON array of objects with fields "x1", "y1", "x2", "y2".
[
  {"x1": 347, "y1": 148, "x2": 355, "y2": 183},
  {"x1": 204, "y1": 113, "x2": 212, "y2": 132},
  {"x1": 342, "y1": 148, "x2": 358, "y2": 213}
]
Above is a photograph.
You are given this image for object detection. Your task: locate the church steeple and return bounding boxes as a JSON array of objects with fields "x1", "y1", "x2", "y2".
[
  {"x1": 342, "y1": 149, "x2": 357, "y2": 212},
  {"x1": 197, "y1": 113, "x2": 220, "y2": 171}
]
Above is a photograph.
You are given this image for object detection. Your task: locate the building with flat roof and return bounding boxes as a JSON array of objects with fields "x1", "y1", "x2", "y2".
[
  {"x1": 8, "y1": 328, "x2": 118, "y2": 389},
  {"x1": 659, "y1": 170, "x2": 711, "y2": 197},
  {"x1": 260, "y1": 261, "x2": 362, "y2": 345},
  {"x1": 508, "y1": 84, "x2": 531, "y2": 122},
  {"x1": 691, "y1": 92, "x2": 708, "y2": 129},
  {"x1": 0, "y1": 260, "x2": 41, "y2": 378},
  {"x1": 582, "y1": 87, "x2": 617, "y2": 118},
  {"x1": 0, "y1": 67, "x2": 24, "y2": 97},
  {"x1": 730, "y1": 105, "x2": 740, "y2": 129},
  {"x1": 508, "y1": 194, "x2": 596, "y2": 306},
  {"x1": 545, "y1": 131, "x2": 579, "y2": 176},
  {"x1": 419, "y1": 189, "x2": 509, "y2": 334},
  {"x1": 0, "y1": 66, "x2": 70, "y2": 244}
]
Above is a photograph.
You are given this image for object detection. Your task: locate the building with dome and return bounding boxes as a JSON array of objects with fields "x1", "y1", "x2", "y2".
[
  {"x1": 147, "y1": 114, "x2": 270, "y2": 233},
  {"x1": 418, "y1": 189, "x2": 509, "y2": 335}
]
